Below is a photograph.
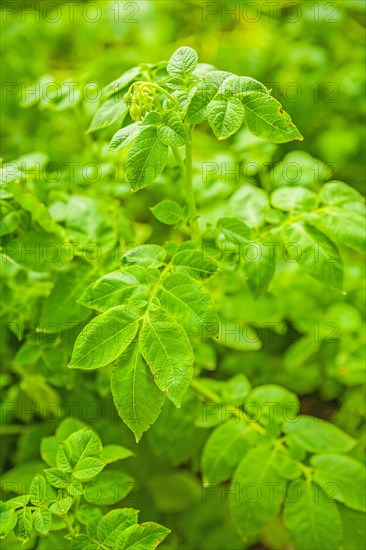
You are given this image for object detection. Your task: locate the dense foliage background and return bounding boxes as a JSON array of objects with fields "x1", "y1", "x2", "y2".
[{"x1": 1, "y1": 1, "x2": 365, "y2": 549}]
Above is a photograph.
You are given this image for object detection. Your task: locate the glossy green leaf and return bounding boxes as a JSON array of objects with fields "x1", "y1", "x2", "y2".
[
  {"x1": 271, "y1": 186, "x2": 318, "y2": 213},
  {"x1": 126, "y1": 126, "x2": 168, "y2": 190},
  {"x1": 109, "y1": 122, "x2": 141, "y2": 150},
  {"x1": 284, "y1": 480, "x2": 342, "y2": 550},
  {"x1": 87, "y1": 92, "x2": 128, "y2": 133},
  {"x1": 97, "y1": 508, "x2": 138, "y2": 546},
  {"x1": 111, "y1": 341, "x2": 166, "y2": 441},
  {"x1": 66, "y1": 429, "x2": 102, "y2": 466},
  {"x1": 304, "y1": 203, "x2": 366, "y2": 254},
  {"x1": 122, "y1": 245, "x2": 167, "y2": 268},
  {"x1": 139, "y1": 312, "x2": 194, "y2": 407},
  {"x1": 230, "y1": 446, "x2": 286, "y2": 537},
  {"x1": 150, "y1": 200, "x2": 184, "y2": 225},
  {"x1": 73, "y1": 457, "x2": 105, "y2": 480},
  {"x1": 245, "y1": 384, "x2": 300, "y2": 425},
  {"x1": 14, "y1": 507, "x2": 32, "y2": 542},
  {"x1": 29, "y1": 474, "x2": 47, "y2": 505},
  {"x1": 311, "y1": 454, "x2": 366, "y2": 511},
  {"x1": 319, "y1": 181, "x2": 364, "y2": 205},
  {"x1": 171, "y1": 250, "x2": 219, "y2": 279},
  {"x1": 116, "y1": 521, "x2": 170, "y2": 550},
  {"x1": 281, "y1": 221, "x2": 343, "y2": 289},
  {"x1": 202, "y1": 421, "x2": 257, "y2": 484},
  {"x1": 241, "y1": 93, "x2": 303, "y2": 143},
  {"x1": 83, "y1": 471, "x2": 134, "y2": 506},
  {"x1": 102, "y1": 66, "x2": 141, "y2": 99},
  {"x1": 218, "y1": 217, "x2": 252, "y2": 243},
  {"x1": 283, "y1": 416, "x2": 355, "y2": 453},
  {"x1": 44, "y1": 468, "x2": 69, "y2": 488},
  {"x1": 68, "y1": 306, "x2": 139, "y2": 370},
  {"x1": 158, "y1": 112, "x2": 189, "y2": 146},
  {"x1": 101, "y1": 445, "x2": 134, "y2": 464},
  {"x1": 32, "y1": 506, "x2": 51, "y2": 534},
  {"x1": 78, "y1": 269, "x2": 151, "y2": 312},
  {"x1": 207, "y1": 97, "x2": 244, "y2": 140},
  {"x1": 159, "y1": 273, "x2": 219, "y2": 335},
  {"x1": 167, "y1": 46, "x2": 198, "y2": 78}
]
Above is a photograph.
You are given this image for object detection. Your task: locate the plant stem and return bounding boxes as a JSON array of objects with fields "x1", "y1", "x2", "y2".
[
  {"x1": 63, "y1": 514, "x2": 76, "y2": 537},
  {"x1": 190, "y1": 378, "x2": 264, "y2": 434},
  {"x1": 184, "y1": 133, "x2": 199, "y2": 240}
]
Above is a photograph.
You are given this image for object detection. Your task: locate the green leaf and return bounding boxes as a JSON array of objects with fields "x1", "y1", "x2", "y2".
[
  {"x1": 29, "y1": 474, "x2": 47, "y2": 505},
  {"x1": 116, "y1": 522, "x2": 170, "y2": 550},
  {"x1": 281, "y1": 221, "x2": 343, "y2": 289},
  {"x1": 41, "y1": 264, "x2": 93, "y2": 326},
  {"x1": 218, "y1": 217, "x2": 252, "y2": 244},
  {"x1": 4, "y1": 229, "x2": 70, "y2": 272},
  {"x1": 230, "y1": 185, "x2": 269, "y2": 228},
  {"x1": 109, "y1": 122, "x2": 142, "y2": 150},
  {"x1": 14, "y1": 507, "x2": 32, "y2": 542},
  {"x1": 304, "y1": 203, "x2": 366, "y2": 254},
  {"x1": 102, "y1": 66, "x2": 141, "y2": 99},
  {"x1": 126, "y1": 126, "x2": 168, "y2": 190},
  {"x1": 245, "y1": 384, "x2": 300, "y2": 425},
  {"x1": 338, "y1": 505, "x2": 366, "y2": 550},
  {"x1": 283, "y1": 416, "x2": 355, "y2": 453},
  {"x1": 186, "y1": 72, "x2": 230, "y2": 124},
  {"x1": 230, "y1": 446, "x2": 286, "y2": 538},
  {"x1": 56, "y1": 441, "x2": 72, "y2": 472},
  {"x1": 49, "y1": 496, "x2": 73, "y2": 515},
  {"x1": 73, "y1": 457, "x2": 105, "y2": 480},
  {"x1": 241, "y1": 93, "x2": 303, "y2": 143},
  {"x1": 243, "y1": 239, "x2": 276, "y2": 298},
  {"x1": 319, "y1": 181, "x2": 364, "y2": 205},
  {"x1": 6, "y1": 180, "x2": 64, "y2": 237},
  {"x1": 202, "y1": 421, "x2": 257, "y2": 484},
  {"x1": 222, "y1": 75, "x2": 269, "y2": 97},
  {"x1": 78, "y1": 269, "x2": 152, "y2": 312},
  {"x1": 139, "y1": 312, "x2": 194, "y2": 407},
  {"x1": 159, "y1": 273, "x2": 219, "y2": 336},
  {"x1": 68, "y1": 306, "x2": 139, "y2": 370},
  {"x1": 311, "y1": 454, "x2": 366, "y2": 511},
  {"x1": 101, "y1": 445, "x2": 134, "y2": 464},
  {"x1": 207, "y1": 97, "x2": 244, "y2": 140},
  {"x1": 97, "y1": 508, "x2": 138, "y2": 546},
  {"x1": 167, "y1": 46, "x2": 198, "y2": 78},
  {"x1": 122, "y1": 245, "x2": 167, "y2": 268},
  {"x1": 87, "y1": 91, "x2": 128, "y2": 133},
  {"x1": 33, "y1": 506, "x2": 51, "y2": 534},
  {"x1": 171, "y1": 250, "x2": 219, "y2": 279},
  {"x1": 150, "y1": 200, "x2": 184, "y2": 225},
  {"x1": 44, "y1": 468, "x2": 69, "y2": 488},
  {"x1": 158, "y1": 112, "x2": 190, "y2": 146},
  {"x1": 271, "y1": 186, "x2": 318, "y2": 213},
  {"x1": 83, "y1": 471, "x2": 134, "y2": 506},
  {"x1": 66, "y1": 429, "x2": 102, "y2": 467},
  {"x1": 284, "y1": 480, "x2": 342, "y2": 550},
  {"x1": 111, "y1": 342, "x2": 165, "y2": 442},
  {"x1": 0, "y1": 506, "x2": 17, "y2": 539}
]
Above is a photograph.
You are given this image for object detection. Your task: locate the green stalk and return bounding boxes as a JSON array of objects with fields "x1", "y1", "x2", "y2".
[{"x1": 184, "y1": 131, "x2": 199, "y2": 240}]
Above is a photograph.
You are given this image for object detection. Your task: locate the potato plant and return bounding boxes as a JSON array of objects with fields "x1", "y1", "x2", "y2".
[{"x1": 1, "y1": 46, "x2": 365, "y2": 550}]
